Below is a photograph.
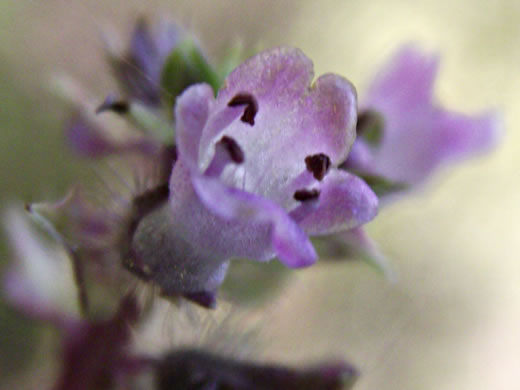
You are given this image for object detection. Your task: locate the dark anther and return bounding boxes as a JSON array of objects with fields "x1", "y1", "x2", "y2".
[
  {"x1": 96, "y1": 96, "x2": 130, "y2": 115},
  {"x1": 227, "y1": 93, "x2": 258, "y2": 126},
  {"x1": 305, "y1": 153, "x2": 331, "y2": 181},
  {"x1": 294, "y1": 188, "x2": 320, "y2": 202},
  {"x1": 219, "y1": 136, "x2": 244, "y2": 163}
]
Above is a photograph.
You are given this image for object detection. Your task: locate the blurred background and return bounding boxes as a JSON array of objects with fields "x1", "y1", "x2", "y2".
[{"x1": 0, "y1": 0, "x2": 519, "y2": 389}]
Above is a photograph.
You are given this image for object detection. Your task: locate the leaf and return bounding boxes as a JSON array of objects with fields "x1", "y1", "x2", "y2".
[{"x1": 160, "y1": 39, "x2": 221, "y2": 107}]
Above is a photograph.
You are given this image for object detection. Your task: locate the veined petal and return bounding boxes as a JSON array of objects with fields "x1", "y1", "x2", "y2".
[
  {"x1": 213, "y1": 49, "x2": 357, "y2": 164},
  {"x1": 302, "y1": 73, "x2": 358, "y2": 164},
  {"x1": 218, "y1": 46, "x2": 314, "y2": 105},
  {"x1": 293, "y1": 169, "x2": 378, "y2": 235}
]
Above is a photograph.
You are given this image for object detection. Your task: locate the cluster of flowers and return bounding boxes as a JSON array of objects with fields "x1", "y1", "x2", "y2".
[{"x1": 3, "y1": 18, "x2": 499, "y2": 390}]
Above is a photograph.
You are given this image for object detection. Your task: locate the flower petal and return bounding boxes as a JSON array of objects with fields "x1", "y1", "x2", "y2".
[
  {"x1": 360, "y1": 108, "x2": 501, "y2": 184},
  {"x1": 218, "y1": 46, "x2": 314, "y2": 106},
  {"x1": 191, "y1": 173, "x2": 317, "y2": 268},
  {"x1": 163, "y1": 161, "x2": 274, "y2": 292},
  {"x1": 346, "y1": 45, "x2": 502, "y2": 186},
  {"x1": 129, "y1": 19, "x2": 160, "y2": 79},
  {"x1": 292, "y1": 169, "x2": 378, "y2": 235},
  {"x1": 211, "y1": 49, "x2": 357, "y2": 163},
  {"x1": 364, "y1": 45, "x2": 439, "y2": 112},
  {"x1": 174, "y1": 83, "x2": 214, "y2": 167},
  {"x1": 3, "y1": 208, "x2": 79, "y2": 323},
  {"x1": 432, "y1": 109, "x2": 502, "y2": 160},
  {"x1": 155, "y1": 19, "x2": 181, "y2": 59},
  {"x1": 175, "y1": 84, "x2": 244, "y2": 171},
  {"x1": 197, "y1": 48, "x2": 357, "y2": 207},
  {"x1": 302, "y1": 73, "x2": 358, "y2": 164},
  {"x1": 65, "y1": 112, "x2": 159, "y2": 158}
]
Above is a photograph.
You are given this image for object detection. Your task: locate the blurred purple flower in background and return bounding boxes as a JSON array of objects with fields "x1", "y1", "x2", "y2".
[
  {"x1": 3, "y1": 210, "x2": 145, "y2": 390},
  {"x1": 311, "y1": 45, "x2": 502, "y2": 275},
  {"x1": 107, "y1": 18, "x2": 182, "y2": 106},
  {"x1": 343, "y1": 45, "x2": 501, "y2": 190}
]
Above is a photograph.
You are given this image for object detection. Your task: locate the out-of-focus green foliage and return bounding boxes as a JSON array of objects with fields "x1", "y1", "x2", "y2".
[
  {"x1": 161, "y1": 39, "x2": 221, "y2": 106},
  {"x1": 0, "y1": 59, "x2": 90, "y2": 384},
  {"x1": 222, "y1": 259, "x2": 290, "y2": 305}
]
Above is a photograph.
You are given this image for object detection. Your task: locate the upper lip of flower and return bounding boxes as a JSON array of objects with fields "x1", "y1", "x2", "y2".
[{"x1": 171, "y1": 47, "x2": 379, "y2": 269}]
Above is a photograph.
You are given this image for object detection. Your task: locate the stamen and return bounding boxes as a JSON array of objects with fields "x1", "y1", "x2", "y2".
[
  {"x1": 305, "y1": 153, "x2": 331, "y2": 181},
  {"x1": 219, "y1": 136, "x2": 244, "y2": 163},
  {"x1": 205, "y1": 136, "x2": 244, "y2": 177},
  {"x1": 294, "y1": 188, "x2": 320, "y2": 202},
  {"x1": 227, "y1": 93, "x2": 258, "y2": 126}
]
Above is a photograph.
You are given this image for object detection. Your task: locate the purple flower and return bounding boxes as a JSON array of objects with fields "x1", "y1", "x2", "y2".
[
  {"x1": 344, "y1": 45, "x2": 501, "y2": 188},
  {"x1": 129, "y1": 47, "x2": 378, "y2": 304},
  {"x1": 64, "y1": 17, "x2": 215, "y2": 159},
  {"x1": 54, "y1": 75, "x2": 163, "y2": 159},
  {"x1": 107, "y1": 18, "x2": 182, "y2": 106},
  {"x1": 3, "y1": 208, "x2": 80, "y2": 324}
]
